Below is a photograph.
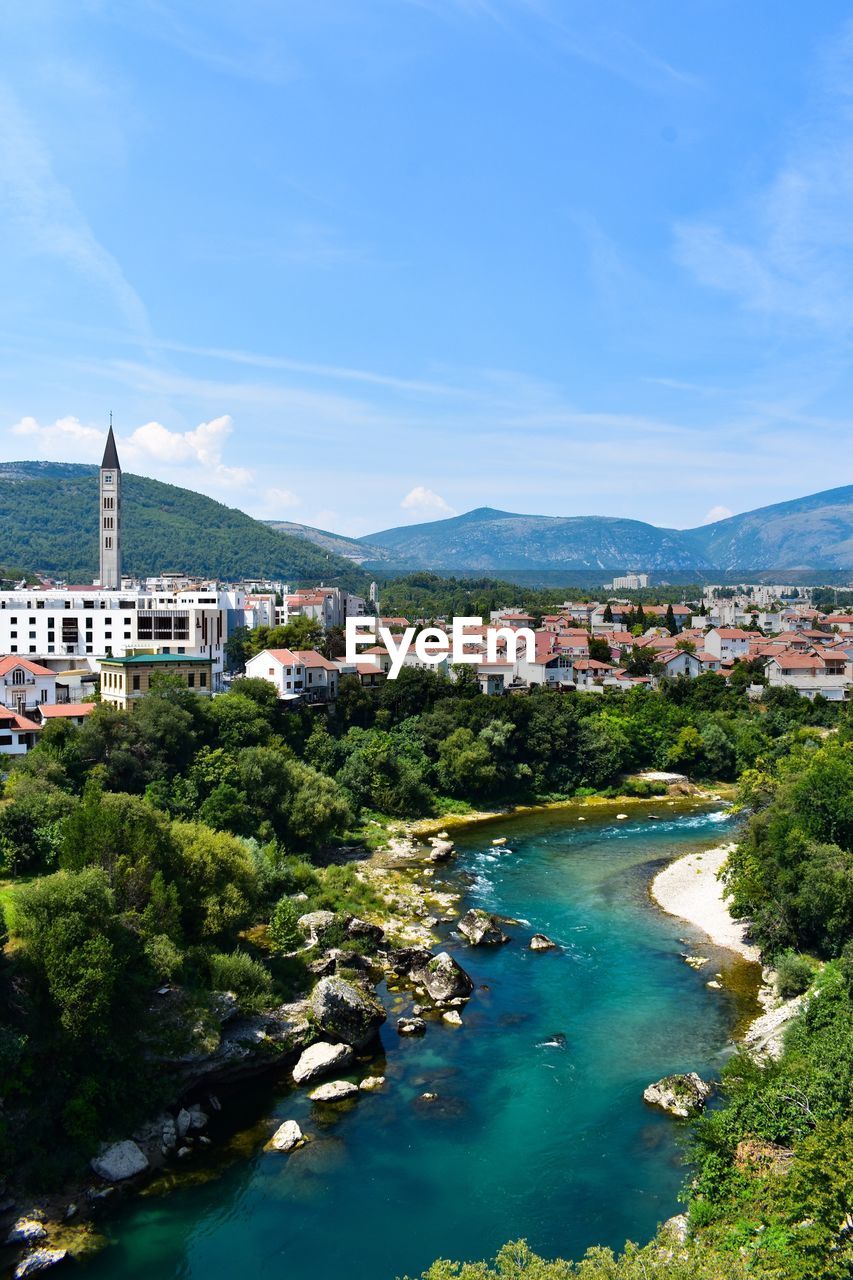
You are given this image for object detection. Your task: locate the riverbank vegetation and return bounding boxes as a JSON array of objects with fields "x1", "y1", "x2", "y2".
[{"x1": 0, "y1": 670, "x2": 844, "y2": 1216}]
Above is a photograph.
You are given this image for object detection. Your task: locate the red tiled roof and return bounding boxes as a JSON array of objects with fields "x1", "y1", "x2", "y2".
[
  {"x1": 38, "y1": 702, "x2": 96, "y2": 718},
  {"x1": 0, "y1": 656, "x2": 55, "y2": 678}
]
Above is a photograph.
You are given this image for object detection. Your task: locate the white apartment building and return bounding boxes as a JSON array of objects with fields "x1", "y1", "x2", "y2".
[
  {"x1": 245, "y1": 648, "x2": 340, "y2": 703},
  {"x1": 611, "y1": 573, "x2": 649, "y2": 590}
]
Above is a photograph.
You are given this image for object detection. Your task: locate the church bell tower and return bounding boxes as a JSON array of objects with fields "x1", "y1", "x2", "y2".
[{"x1": 99, "y1": 418, "x2": 121, "y2": 589}]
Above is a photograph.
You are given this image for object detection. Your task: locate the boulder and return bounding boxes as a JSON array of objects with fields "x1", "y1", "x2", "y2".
[
  {"x1": 297, "y1": 910, "x2": 338, "y2": 946},
  {"x1": 384, "y1": 947, "x2": 433, "y2": 977},
  {"x1": 266, "y1": 1120, "x2": 304, "y2": 1153},
  {"x1": 14, "y1": 1251, "x2": 68, "y2": 1278},
  {"x1": 292, "y1": 1041, "x2": 354, "y2": 1085},
  {"x1": 359, "y1": 1076, "x2": 386, "y2": 1092},
  {"x1": 347, "y1": 917, "x2": 384, "y2": 946},
  {"x1": 91, "y1": 1140, "x2": 149, "y2": 1182},
  {"x1": 5, "y1": 1220, "x2": 46, "y2": 1246},
  {"x1": 457, "y1": 908, "x2": 509, "y2": 946},
  {"x1": 310, "y1": 977, "x2": 386, "y2": 1049},
  {"x1": 412, "y1": 952, "x2": 474, "y2": 1004},
  {"x1": 529, "y1": 934, "x2": 557, "y2": 951},
  {"x1": 397, "y1": 1016, "x2": 426, "y2": 1036},
  {"x1": 661, "y1": 1214, "x2": 689, "y2": 1245},
  {"x1": 309, "y1": 1080, "x2": 359, "y2": 1103},
  {"x1": 175, "y1": 1108, "x2": 192, "y2": 1139},
  {"x1": 428, "y1": 838, "x2": 455, "y2": 862},
  {"x1": 643, "y1": 1073, "x2": 714, "y2": 1118},
  {"x1": 442, "y1": 1010, "x2": 463, "y2": 1027}
]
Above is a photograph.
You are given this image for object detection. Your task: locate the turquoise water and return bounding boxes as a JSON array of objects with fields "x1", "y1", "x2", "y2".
[{"x1": 80, "y1": 803, "x2": 750, "y2": 1280}]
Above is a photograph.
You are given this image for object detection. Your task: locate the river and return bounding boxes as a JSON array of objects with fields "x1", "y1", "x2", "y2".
[{"x1": 78, "y1": 801, "x2": 756, "y2": 1280}]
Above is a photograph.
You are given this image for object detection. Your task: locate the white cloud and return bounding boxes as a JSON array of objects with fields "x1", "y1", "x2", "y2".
[
  {"x1": 263, "y1": 486, "x2": 301, "y2": 512},
  {"x1": 11, "y1": 414, "x2": 105, "y2": 460},
  {"x1": 702, "y1": 504, "x2": 734, "y2": 524},
  {"x1": 8, "y1": 413, "x2": 251, "y2": 487},
  {"x1": 400, "y1": 486, "x2": 456, "y2": 518}
]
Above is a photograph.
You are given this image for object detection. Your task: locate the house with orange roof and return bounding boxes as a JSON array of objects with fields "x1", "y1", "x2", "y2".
[
  {"x1": 245, "y1": 648, "x2": 340, "y2": 704},
  {"x1": 0, "y1": 656, "x2": 57, "y2": 717}
]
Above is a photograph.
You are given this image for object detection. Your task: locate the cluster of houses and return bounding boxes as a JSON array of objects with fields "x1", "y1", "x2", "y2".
[{"x1": 0, "y1": 429, "x2": 850, "y2": 757}]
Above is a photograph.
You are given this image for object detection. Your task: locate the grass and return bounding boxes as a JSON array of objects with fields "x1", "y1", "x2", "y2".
[{"x1": 0, "y1": 875, "x2": 34, "y2": 933}]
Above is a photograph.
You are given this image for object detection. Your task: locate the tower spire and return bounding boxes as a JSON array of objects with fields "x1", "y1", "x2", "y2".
[{"x1": 99, "y1": 419, "x2": 121, "y2": 589}]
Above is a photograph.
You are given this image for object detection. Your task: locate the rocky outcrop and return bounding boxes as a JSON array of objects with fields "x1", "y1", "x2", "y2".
[
  {"x1": 297, "y1": 911, "x2": 338, "y2": 946},
  {"x1": 529, "y1": 934, "x2": 557, "y2": 951},
  {"x1": 310, "y1": 977, "x2": 386, "y2": 1049},
  {"x1": 428, "y1": 837, "x2": 455, "y2": 863},
  {"x1": 309, "y1": 1080, "x2": 358, "y2": 1102},
  {"x1": 163, "y1": 997, "x2": 313, "y2": 1085},
  {"x1": 643, "y1": 1073, "x2": 714, "y2": 1118},
  {"x1": 292, "y1": 1041, "x2": 354, "y2": 1084},
  {"x1": 5, "y1": 1220, "x2": 46, "y2": 1246},
  {"x1": 741, "y1": 994, "x2": 806, "y2": 1061},
  {"x1": 266, "y1": 1120, "x2": 304, "y2": 1152},
  {"x1": 457, "y1": 909, "x2": 509, "y2": 946},
  {"x1": 14, "y1": 1250, "x2": 68, "y2": 1277},
  {"x1": 346, "y1": 917, "x2": 384, "y2": 946},
  {"x1": 661, "y1": 1214, "x2": 689, "y2": 1244},
  {"x1": 411, "y1": 952, "x2": 474, "y2": 1003},
  {"x1": 384, "y1": 947, "x2": 433, "y2": 978},
  {"x1": 91, "y1": 1140, "x2": 150, "y2": 1182},
  {"x1": 734, "y1": 1138, "x2": 793, "y2": 1176},
  {"x1": 442, "y1": 1010, "x2": 462, "y2": 1026}
]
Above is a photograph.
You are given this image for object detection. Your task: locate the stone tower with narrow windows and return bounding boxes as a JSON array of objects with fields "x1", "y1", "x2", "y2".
[{"x1": 99, "y1": 422, "x2": 121, "y2": 589}]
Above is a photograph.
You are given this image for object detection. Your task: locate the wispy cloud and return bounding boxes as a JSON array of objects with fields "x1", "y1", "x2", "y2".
[
  {"x1": 0, "y1": 83, "x2": 150, "y2": 340},
  {"x1": 400, "y1": 485, "x2": 456, "y2": 518},
  {"x1": 676, "y1": 19, "x2": 853, "y2": 333}
]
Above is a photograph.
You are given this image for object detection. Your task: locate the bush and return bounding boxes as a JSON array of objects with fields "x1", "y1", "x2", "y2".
[
  {"x1": 268, "y1": 896, "x2": 301, "y2": 952},
  {"x1": 208, "y1": 949, "x2": 273, "y2": 1010},
  {"x1": 144, "y1": 933, "x2": 184, "y2": 982},
  {"x1": 775, "y1": 950, "x2": 814, "y2": 999}
]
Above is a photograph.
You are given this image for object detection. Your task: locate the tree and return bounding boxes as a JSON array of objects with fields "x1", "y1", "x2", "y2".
[
  {"x1": 14, "y1": 868, "x2": 129, "y2": 1040},
  {"x1": 602, "y1": 602, "x2": 613, "y2": 623},
  {"x1": 588, "y1": 636, "x2": 612, "y2": 664},
  {"x1": 664, "y1": 603, "x2": 677, "y2": 635},
  {"x1": 170, "y1": 822, "x2": 258, "y2": 941}
]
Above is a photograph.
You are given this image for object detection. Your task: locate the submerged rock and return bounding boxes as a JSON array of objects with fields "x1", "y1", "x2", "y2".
[
  {"x1": 310, "y1": 977, "x2": 386, "y2": 1049},
  {"x1": 643, "y1": 1072, "x2": 714, "y2": 1118},
  {"x1": 292, "y1": 1041, "x2": 354, "y2": 1084},
  {"x1": 457, "y1": 908, "x2": 509, "y2": 946},
  {"x1": 266, "y1": 1120, "x2": 304, "y2": 1153},
  {"x1": 91, "y1": 1140, "x2": 149, "y2": 1182},
  {"x1": 309, "y1": 1080, "x2": 359, "y2": 1103},
  {"x1": 442, "y1": 1010, "x2": 463, "y2": 1026},
  {"x1": 529, "y1": 933, "x2": 557, "y2": 951},
  {"x1": 397, "y1": 1016, "x2": 426, "y2": 1036},
  {"x1": 412, "y1": 952, "x2": 474, "y2": 1003},
  {"x1": 359, "y1": 1076, "x2": 386, "y2": 1092}
]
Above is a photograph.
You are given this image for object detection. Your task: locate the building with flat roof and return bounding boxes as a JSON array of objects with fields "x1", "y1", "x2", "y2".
[{"x1": 99, "y1": 652, "x2": 213, "y2": 710}]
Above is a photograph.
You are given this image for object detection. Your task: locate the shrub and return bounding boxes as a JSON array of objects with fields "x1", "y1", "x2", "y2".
[
  {"x1": 208, "y1": 949, "x2": 273, "y2": 1010},
  {"x1": 268, "y1": 896, "x2": 301, "y2": 952},
  {"x1": 144, "y1": 933, "x2": 184, "y2": 982},
  {"x1": 775, "y1": 950, "x2": 814, "y2": 999}
]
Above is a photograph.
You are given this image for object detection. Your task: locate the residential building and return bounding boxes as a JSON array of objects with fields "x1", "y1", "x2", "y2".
[
  {"x1": 0, "y1": 707, "x2": 41, "y2": 756},
  {"x1": 611, "y1": 573, "x2": 649, "y2": 590},
  {"x1": 704, "y1": 627, "x2": 751, "y2": 661},
  {"x1": 100, "y1": 653, "x2": 213, "y2": 710},
  {"x1": 244, "y1": 648, "x2": 339, "y2": 703},
  {"x1": 0, "y1": 656, "x2": 56, "y2": 714}
]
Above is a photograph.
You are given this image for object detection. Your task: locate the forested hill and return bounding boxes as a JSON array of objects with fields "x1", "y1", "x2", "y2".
[{"x1": 0, "y1": 462, "x2": 364, "y2": 586}]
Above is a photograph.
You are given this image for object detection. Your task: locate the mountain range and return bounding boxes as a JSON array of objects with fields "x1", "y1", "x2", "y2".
[
  {"x1": 1, "y1": 461, "x2": 850, "y2": 581},
  {"x1": 277, "y1": 485, "x2": 853, "y2": 573}
]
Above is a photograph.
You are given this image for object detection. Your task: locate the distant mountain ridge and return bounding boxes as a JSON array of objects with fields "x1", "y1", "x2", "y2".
[
  {"x1": 0, "y1": 463, "x2": 364, "y2": 586},
  {"x1": 345, "y1": 486, "x2": 853, "y2": 571}
]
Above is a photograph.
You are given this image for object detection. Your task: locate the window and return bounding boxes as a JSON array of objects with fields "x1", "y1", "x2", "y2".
[
  {"x1": 105, "y1": 536, "x2": 112, "y2": 549},
  {"x1": 11, "y1": 668, "x2": 24, "y2": 685},
  {"x1": 199, "y1": 673, "x2": 207, "y2": 688},
  {"x1": 132, "y1": 675, "x2": 140, "y2": 691},
  {"x1": 0, "y1": 734, "x2": 11, "y2": 745},
  {"x1": 187, "y1": 674, "x2": 195, "y2": 687},
  {"x1": 40, "y1": 690, "x2": 47, "y2": 703},
  {"x1": 10, "y1": 645, "x2": 17, "y2": 653}
]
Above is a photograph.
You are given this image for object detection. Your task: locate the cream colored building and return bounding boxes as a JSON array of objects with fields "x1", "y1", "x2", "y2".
[{"x1": 100, "y1": 653, "x2": 213, "y2": 710}]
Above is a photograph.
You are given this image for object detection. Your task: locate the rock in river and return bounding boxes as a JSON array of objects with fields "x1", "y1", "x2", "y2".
[
  {"x1": 397, "y1": 1016, "x2": 426, "y2": 1036},
  {"x1": 411, "y1": 952, "x2": 474, "y2": 1003},
  {"x1": 309, "y1": 1080, "x2": 359, "y2": 1103},
  {"x1": 293, "y1": 1041, "x2": 354, "y2": 1084},
  {"x1": 91, "y1": 1140, "x2": 149, "y2": 1182},
  {"x1": 5, "y1": 1220, "x2": 46, "y2": 1246},
  {"x1": 310, "y1": 977, "x2": 386, "y2": 1049},
  {"x1": 643, "y1": 1072, "x2": 714, "y2": 1118},
  {"x1": 529, "y1": 933, "x2": 557, "y2": 951},
  {"x1": 457, "y1": 908, "x2": 509, "y2": 946},
  {"x1": 266, "y1": 1120, "x2": 304, "y2": 1153}
]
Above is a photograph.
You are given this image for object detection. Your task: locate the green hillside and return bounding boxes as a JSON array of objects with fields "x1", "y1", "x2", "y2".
[{"x1": 0, "y1": 462, "x2": 365, "y2": 587}]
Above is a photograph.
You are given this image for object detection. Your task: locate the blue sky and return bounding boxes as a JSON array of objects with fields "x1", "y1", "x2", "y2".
[{"x1": 1, "y1": 1, "x2": 852, "y2": 537}]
